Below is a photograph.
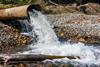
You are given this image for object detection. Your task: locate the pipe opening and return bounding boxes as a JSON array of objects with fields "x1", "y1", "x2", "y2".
[
  {"x1": 27, "y1": 4, "x2": 41, "y2": 12},
  {"x1": 27, "y1": 4, "x2": 41, "y2": 21}
]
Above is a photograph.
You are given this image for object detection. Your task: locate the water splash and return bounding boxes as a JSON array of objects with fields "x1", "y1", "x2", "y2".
[{"x1": 21, "y1": 10, "x2": 100, "y2": 65}]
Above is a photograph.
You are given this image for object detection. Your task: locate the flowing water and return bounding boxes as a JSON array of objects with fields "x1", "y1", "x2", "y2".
[{"x1": 21, "y1": 10, "x2": 100, "y2": 66}]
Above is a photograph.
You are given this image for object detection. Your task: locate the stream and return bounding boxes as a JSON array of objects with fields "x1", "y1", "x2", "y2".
[{"x1": 20, "y1": 10, "x2": 100, "y2": 67}]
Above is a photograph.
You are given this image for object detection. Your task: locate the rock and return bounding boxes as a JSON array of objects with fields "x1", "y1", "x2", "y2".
[
  {"x1": 77, "y1": 3, "x2": 100, "y2": 14},
  {"x1": 43, "y1": 5, "x2": 78, "y2": 14},
  {"x1": 43, "y1": 3, "x2": 100, "y2": 15},
  {"x1": 43, "y1": 0, "x2": 100, "y2": 5},
  {"x1": 0, "y1": 22, "x2": 32, "y2": 53},
  {"x1": 0, "y1": 62, "x2": 73, "y2": 67},
  {"x1": 47, "y1": 13, "x2": 100, "y2": 44}
]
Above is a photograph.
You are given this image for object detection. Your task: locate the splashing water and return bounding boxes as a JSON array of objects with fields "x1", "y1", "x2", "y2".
[{"x1": 21, "y1": 10, "x2": 100, "y2": 65}]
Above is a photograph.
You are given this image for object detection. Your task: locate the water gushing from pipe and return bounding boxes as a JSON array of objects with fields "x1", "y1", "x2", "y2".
[{"x1": 21, "y1": 10, "x2": 100, "y2": 66}]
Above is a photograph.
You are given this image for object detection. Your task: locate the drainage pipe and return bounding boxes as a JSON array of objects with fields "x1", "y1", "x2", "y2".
[{"x1": 0, "y1": 4, "x2": 41, "y2": 20}]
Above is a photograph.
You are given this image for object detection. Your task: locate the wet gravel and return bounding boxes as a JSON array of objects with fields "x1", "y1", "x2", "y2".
[
  {"x1": 47, "y1": 13, "x2": 100, "y2": 44},
  {"x1": 0, "y1": 22, "x2": 32, "y2": 53}
]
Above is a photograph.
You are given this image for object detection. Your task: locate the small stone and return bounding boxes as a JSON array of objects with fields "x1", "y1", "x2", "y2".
[
  {"x1": 60, "y1": 32, "x2": 64, "y2": 37},
  {"x1": 79, "y1": 38, "x2": 85, "y2": 42}
]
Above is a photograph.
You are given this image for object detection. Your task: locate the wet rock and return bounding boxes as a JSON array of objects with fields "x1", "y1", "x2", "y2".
[
  {"x1": 0, "y1": 22, "x2": 32, "y2": 53},
  {"x1": 0, "y1": 62, "x2": 73, "y2": 67},
  {"x1": 47, "y1": 13, "x2": 100, "y2": 44}
]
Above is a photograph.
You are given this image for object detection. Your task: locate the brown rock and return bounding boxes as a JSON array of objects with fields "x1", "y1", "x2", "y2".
[
  {"x1": 77, "y1": 3, "x2": 100, "y2": 14},
  {"x1": 43, "y1": 5, "x2": 78, "y2": 14},
  {"x1": 42, "y1": 3, "x2": 100, "y2": 15}
]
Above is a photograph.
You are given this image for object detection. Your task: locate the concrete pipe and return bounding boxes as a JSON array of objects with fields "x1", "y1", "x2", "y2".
[{"x1": 0, "y1": 4, "x2": 41, "y2": 20}]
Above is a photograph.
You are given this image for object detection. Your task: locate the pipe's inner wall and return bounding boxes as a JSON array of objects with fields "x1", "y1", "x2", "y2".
[{"x1": 27, "y1": 4, "x2": 41, "y2": 12}]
